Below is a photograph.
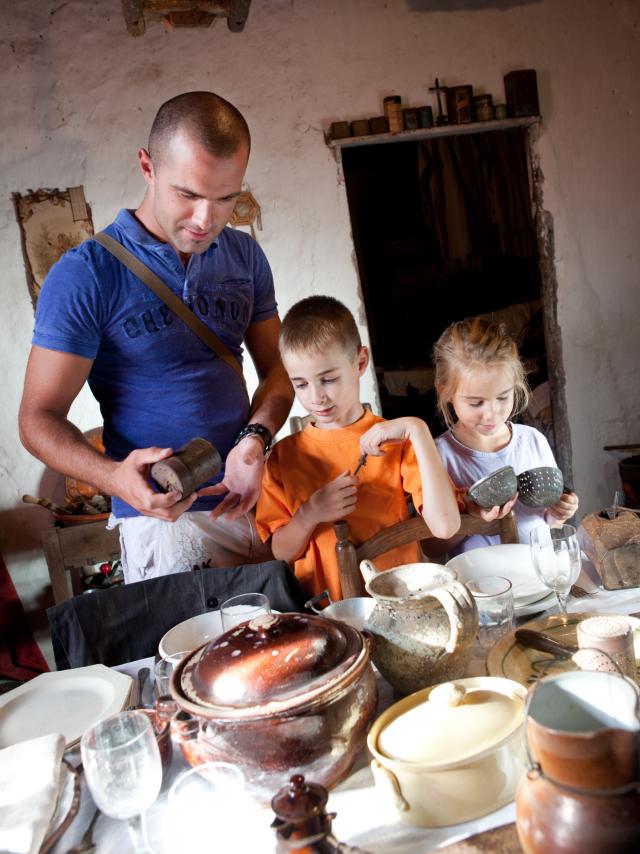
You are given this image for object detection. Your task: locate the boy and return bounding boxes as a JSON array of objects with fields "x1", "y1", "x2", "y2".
[{"x1": 256, "y1": 296, "x2": 460, "y2": 601}]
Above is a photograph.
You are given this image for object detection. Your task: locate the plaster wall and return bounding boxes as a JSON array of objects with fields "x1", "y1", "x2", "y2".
[{"x1": 1, "y1": 0, "x2": 639, "y2": 620}]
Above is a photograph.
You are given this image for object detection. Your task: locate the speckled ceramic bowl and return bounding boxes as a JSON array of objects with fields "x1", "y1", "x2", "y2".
[
  {"x1": 468, "y1": 466, "x2": 518, "y2": 508},
  {"x1": 517, "y1": 467, "x2": 564, "y2": 508}
]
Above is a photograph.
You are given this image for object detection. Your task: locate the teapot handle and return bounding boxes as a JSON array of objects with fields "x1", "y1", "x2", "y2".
[{"x1": 429, "y1": 580, "x2": 478, "y2": 654}]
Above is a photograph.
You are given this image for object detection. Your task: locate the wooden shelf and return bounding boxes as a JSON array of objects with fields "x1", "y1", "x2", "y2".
[{"x1": 327, "y1": 116, "x2": 540, "y2": 150}]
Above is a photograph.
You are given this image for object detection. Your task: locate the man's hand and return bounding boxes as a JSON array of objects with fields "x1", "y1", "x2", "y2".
[
  {"x1": 110, "y1": 447, "x2": 197, "y2": 521},
  {"x1": 465, "y1": 490, "x2": 519, "y2": 522},
  {"x1": 306, "y1": 471, "x2": 359, "y2": 526},
  {"x1": 199, "y1": 436, "x2": 264, "y2": 521}
]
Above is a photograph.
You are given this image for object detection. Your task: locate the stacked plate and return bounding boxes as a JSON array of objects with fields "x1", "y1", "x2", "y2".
[
  {"x1": 0, "y1": 664, "x2": 132, "y2": 749},
  {"x1": 446, "y1": 544, "x2": 555, "y2": 616}
]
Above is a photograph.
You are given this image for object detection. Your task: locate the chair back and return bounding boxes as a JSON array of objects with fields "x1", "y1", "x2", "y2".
[
  {"x1": 46, "y1": 560, "x2": 306, "y2": 669},
  {"x1": 334, "y1": 512, "x2": 518, "y2": 598}
]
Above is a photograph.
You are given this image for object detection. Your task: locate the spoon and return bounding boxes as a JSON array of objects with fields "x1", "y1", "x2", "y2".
[{"x1": 515, "y1": 629, "x2": 619, "y2": 673}]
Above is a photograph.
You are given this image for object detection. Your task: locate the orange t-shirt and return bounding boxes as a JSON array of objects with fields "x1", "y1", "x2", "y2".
[{"x1": 256, "y1": 410, "x2": 424, "y2": 601}]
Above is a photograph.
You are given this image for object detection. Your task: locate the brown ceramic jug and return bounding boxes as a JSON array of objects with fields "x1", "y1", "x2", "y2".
[{"x1": 516, "y1": 670, "x2": 640, "y2": 853}]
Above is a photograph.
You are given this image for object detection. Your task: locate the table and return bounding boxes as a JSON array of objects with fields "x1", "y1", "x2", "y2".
[{"x1": 51, "y1": 570, "x2": 640, "y2": 854}]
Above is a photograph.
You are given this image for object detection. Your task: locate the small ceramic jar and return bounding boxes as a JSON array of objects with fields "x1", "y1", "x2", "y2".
[{"x1": 577, "y1": 616, "x2": 637, "y2": 680}]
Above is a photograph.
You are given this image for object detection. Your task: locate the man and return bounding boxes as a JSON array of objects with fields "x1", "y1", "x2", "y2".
[{"x1": 19, "y1": 92, "x2": 294, "y2": 582}]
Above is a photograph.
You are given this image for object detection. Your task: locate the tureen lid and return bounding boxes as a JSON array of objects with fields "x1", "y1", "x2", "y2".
[
  {"x1": 176, "y1": 612, "x2": 367, "y2": 717},
  {"x1": 377, "y1": 677, "x2": 525, "y2": 768}
]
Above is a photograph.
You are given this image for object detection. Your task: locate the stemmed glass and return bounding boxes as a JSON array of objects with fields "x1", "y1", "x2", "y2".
[
  {"x1": 529, "y1": 524, "x2": 582, "y2": 613},
  {"x1": 81, "y1": 711, "x2": 162, "y2": 853}
]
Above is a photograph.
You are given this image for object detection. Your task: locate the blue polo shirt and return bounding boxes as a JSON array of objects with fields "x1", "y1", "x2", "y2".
[{"x1": 33, "y1": 209, "x2": 278, "y2": 516}]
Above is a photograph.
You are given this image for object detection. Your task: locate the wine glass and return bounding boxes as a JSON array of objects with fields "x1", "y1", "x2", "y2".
[
  {"x1": 220, "y1": 592, "x2": 270, "y2": 631},
  {"x1": 529, "y1": 524, "x2": 582, "y2": 613},
  {"x1": 81, "y1": 711, "x2": 162, "y2": 853}
]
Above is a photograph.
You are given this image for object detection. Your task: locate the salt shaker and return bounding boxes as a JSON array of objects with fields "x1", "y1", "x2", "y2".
[{"x1": 577, "y1": 616, "x2": 637, "y2": 680}]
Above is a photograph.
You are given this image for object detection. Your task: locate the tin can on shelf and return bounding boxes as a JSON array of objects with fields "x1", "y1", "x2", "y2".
[
  {"x1": 494, "y1": 104, "x2": 509, "y2": 121},
  {"x1": 370, "y1": 115, "x2": 389, "y2": 135},
  {"x1": 417, "y1": 105, "x2": 434, "y2": 128},
  {"x1": 446, "y1": 85, "x2": 474, "y2": 124},
  {"x1": 403, "y1": 108, "x2": 418, "y2": 130},
  {"x1": 329, "y1": 121, "x2": 350, "y2": 140},
  {"x1": 350, "y1": 119, "x2": 370, "y2": 137},
  {"x1": 387, "y1": 103, "x2": 404, "y2": 133},
  {"x1": 473, "y1": 94, "x2": 494, "y2": 122}
]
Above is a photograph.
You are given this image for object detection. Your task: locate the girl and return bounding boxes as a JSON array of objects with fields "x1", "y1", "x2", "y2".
[{"x1": 433, "y1": 317, "x2": 578, "y2": 552}]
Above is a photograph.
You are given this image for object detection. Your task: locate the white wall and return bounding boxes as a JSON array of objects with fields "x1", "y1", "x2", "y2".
[{"x1": 1, "y1": 0, "x2": 639, "y2": 612}]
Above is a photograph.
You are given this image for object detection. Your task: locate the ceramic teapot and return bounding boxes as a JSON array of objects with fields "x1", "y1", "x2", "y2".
[
  {"x1": 516, "y1": 670, "x2": 640, "y2": 853},
  {"x1": 361, "y1": 561, "x2": 478, "y2": 695}
]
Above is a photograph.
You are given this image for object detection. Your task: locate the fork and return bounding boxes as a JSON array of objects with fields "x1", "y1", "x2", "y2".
[{"x1": 65, "y1": 807, "x2": 100, "y2": 854}]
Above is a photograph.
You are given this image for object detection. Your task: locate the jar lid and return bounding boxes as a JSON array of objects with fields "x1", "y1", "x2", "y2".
[
  {"x1": 271, "y1": 774, "x2": 328, "y2": 821},
  {"x1": 378, "y1": 678, "x2": 524, "y2": 768},
  {"x1": 179, "y1": 612, "x2": 366, "y2": 717}
]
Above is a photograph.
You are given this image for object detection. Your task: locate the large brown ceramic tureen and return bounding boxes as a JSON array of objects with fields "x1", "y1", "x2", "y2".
[{"x1": 170, "y1": 612, "x2": 377, "y2": 803}]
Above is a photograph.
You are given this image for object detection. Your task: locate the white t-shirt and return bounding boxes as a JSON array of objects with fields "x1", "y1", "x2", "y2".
[{"x1": 435, "y1": 422, "x2": 558, "y2": 554}]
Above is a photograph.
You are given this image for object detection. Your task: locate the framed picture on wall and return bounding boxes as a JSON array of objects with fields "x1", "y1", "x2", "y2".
[{"x1": 12, "y1": 186, "x2": 94, "y2": 309}]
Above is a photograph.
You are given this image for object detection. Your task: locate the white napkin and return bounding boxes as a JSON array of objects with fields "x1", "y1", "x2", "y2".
[
  {"x1": 0, "y1": 733, "x2": 65, "y2": 854},
  {"x1": 567, "y1": 587, "x2": 640, "y2": 617}
]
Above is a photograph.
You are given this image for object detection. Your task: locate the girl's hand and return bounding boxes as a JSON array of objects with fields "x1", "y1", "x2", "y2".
[
  {"x1": 359, "y1": 417, "x2": 422, "y2": 457},
  {"x1": 465, "y1": 490, "x2": 519, "y2": 521},
  {"x1": 306, "y1": 471, "x2": 359, "y2": 525},
  {"x1": 546, "y1": 491, "x2": 579, "y2": 524}
]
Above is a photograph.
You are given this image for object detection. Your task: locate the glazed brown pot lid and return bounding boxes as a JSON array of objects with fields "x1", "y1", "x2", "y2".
[{"x1": 179, "y1": 612, "x2": 366, "y2": 715}]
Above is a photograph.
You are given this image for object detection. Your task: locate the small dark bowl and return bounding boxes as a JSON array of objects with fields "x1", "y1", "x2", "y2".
[
  {"x1": 468, "y1": 466, "x2": 518, "y2": 508},
  {"x1": 517, "y1": 466, "x2": 564, "y2": 508}
]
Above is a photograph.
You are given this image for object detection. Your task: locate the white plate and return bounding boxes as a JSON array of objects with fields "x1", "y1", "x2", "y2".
[
  {"x1": 159, "y1": 611, "x2": 223, "y2": 660},
  {"x1": 0, "y1": 665, "x2": 132, "y2": 749},
  {"x1": 159, "y1": 609, "x2": 283, "y2": 659},
  {"x1": 513, "y1": 590, "x2": 557, "y2": 616},
  {"x1": 447, "y1": 544, "x2": 549, "y2": 607}
]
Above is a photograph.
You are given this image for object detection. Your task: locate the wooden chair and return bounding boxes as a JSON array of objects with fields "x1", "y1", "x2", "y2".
[{"x1": 334, "y1": 511, "x2": 519, "y2": 598}]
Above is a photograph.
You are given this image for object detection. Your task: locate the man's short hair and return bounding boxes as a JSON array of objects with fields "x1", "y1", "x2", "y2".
[
  {"x1": 148, "y1": 91, "x2": 250, "y2": 163},
  {"x1": 280, "y1": 296, "x2": 362, "y2": 358}
]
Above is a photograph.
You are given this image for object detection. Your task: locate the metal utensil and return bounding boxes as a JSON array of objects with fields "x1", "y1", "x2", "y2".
[
  {"x1": 137, "y1": 666, "x2": 150, "y2": 708},
  {"x1": 65, "y1": 806, "x2": 100, "y2": 854},
  {"x1": 517, "y1": 466, "x2": 564, "y2": 508},
  {"x1": 515, "y1": 629, "x2": 619, "y2": 673},
  {"x1": 353, "y1": 453, "x2": 367, "y2": 476}
]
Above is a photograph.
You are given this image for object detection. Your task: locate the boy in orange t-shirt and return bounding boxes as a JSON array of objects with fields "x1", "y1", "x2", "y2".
[{"x1": 255, "y1": 296, "x2": 460, "y2": 601}]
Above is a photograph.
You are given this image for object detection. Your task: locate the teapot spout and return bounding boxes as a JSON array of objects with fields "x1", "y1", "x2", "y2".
[{"x1": 360, "y1": 559, "x2": 380, "y2": 586}]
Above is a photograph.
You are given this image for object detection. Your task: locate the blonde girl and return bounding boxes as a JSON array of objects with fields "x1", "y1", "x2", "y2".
[{"x1": 433, "y1": 317, "x2": 578, "y2": 553}]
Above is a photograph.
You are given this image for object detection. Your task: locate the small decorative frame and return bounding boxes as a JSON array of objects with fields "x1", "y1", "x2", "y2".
[
  {"x1": 13, "y1": 186, "x2": 94, "y2": 309},
  {"x1": 229, "y1": 191, "x2": 262, "y2": 239}
]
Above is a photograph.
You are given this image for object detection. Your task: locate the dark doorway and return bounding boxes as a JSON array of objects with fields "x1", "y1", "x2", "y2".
[{"x1": 342, "y1": 127, "x2": 552, "y2": 446}]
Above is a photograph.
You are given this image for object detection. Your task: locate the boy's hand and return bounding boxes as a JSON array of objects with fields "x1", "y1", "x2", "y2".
[
  {"x1": 546, "y1": 491, "x2": 579, "y2": 525},
  {"x1": 307, "y1": 471, "x2": 358, "y2": 525},
  {"x1": 359, "y1": 417, "x2": 421, "y2": 457}
]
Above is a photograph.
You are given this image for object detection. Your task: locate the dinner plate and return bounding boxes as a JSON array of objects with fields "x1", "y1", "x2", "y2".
[
  {"x1": 447, "y1": 544, "x2": 549, "y2": 607},
  {"x1": 486, "y1": 612, "x2": 640, "y2": 687},
  {"x1": 158, "y1": 608, "x2": 282, "y2": 659},
  {"x1": 0, "y1": 665, "x2": 132, "y2": 749}
]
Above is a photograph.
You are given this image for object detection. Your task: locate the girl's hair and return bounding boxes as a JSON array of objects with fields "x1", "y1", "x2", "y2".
[{"x1": 433, "y1": 317, "x2": 531, "y2": 429}]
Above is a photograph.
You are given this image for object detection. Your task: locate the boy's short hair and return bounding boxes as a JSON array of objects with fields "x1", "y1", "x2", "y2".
[{"x1": 280, "y1": 296, "x2": 362, "y2": 358}]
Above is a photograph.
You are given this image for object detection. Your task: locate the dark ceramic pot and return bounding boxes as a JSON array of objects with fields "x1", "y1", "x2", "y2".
[
  {"x1": 516, "y1": 671, "x2": 640, "y2": 853},
  {"x1": 169, "y1": 612, "x2": 378, "y2": 803}
]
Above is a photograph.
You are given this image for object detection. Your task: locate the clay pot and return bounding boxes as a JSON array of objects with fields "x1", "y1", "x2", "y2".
[
  {"x1": 516, "y1": 671, "x2": 640, "y2": 853},
  {"x1": 169, "y1": 612, "x2": 377, "y2": 803}
]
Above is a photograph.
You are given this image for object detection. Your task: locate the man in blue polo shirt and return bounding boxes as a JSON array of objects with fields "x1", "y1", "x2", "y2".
[{"x1": 19, "y1": 91, "x2": 294, "y2": 582}]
